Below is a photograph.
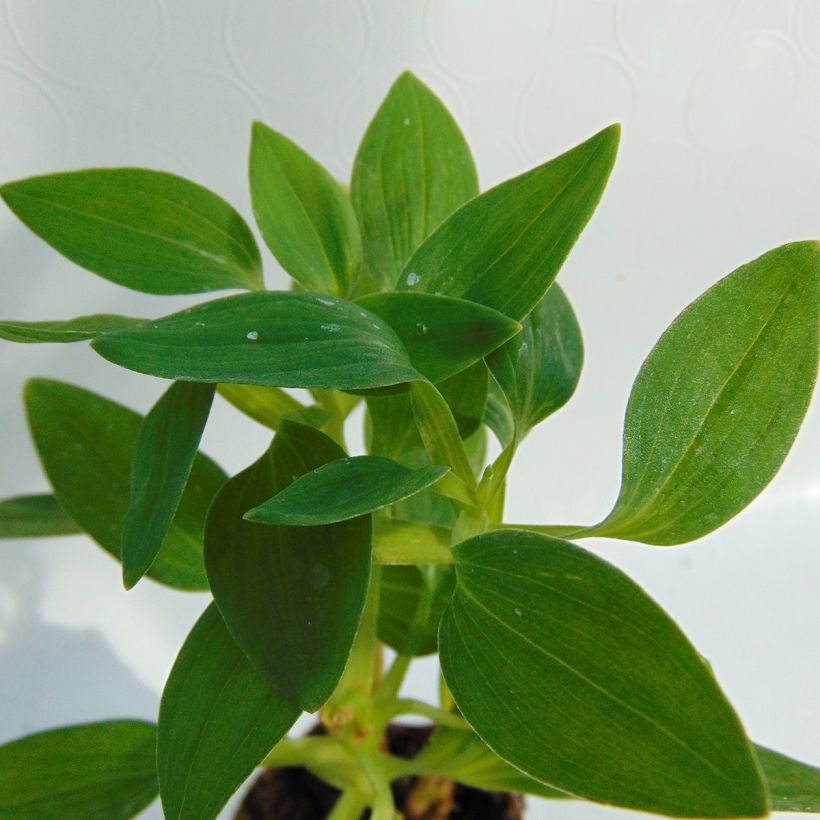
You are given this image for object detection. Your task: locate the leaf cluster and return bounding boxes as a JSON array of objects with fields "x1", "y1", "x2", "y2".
[{"x1": 0, "y1": 71, "x2": 818, "y2": 819}]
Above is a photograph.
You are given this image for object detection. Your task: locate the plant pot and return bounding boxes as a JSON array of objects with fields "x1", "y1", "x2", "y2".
[{"x1": 236, "y1": 724, "x2": 524, "y2": 819}]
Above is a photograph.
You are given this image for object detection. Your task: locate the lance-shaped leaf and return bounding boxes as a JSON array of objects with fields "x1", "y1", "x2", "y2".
[
  {"x1": 372, "y1": 517, "x2": 452, "y2": 566},
  {"x1": 250, "y1": 122, "x2": 361, "y2": 295},
  {"x1": 91, "y1": 292, "x2": 421, "y2": 391},
  {"x1": 205, "y1": 421, "x2": 372, "y2": 710},
  {"x1": 217, "y1": 384, "x2": 304, "y2": 430},
  {"x1": 591, "y1": 241, "x2": 819, "y2": 545},
  {"x1": 486, "y1": 284, "x2": 583, "y2": 440},
  {"x1": 755, "y1": 745, "x2": 820, "y2": 812},
  {"x1": 406, "y1": 726, "x2": 567, "y2": 800},
  {"x1": 25, "y1": 379, "x2": 225, "y2": 590},
  {"x1": 245, "y1": 456, "x2": 449, "y2": 526},
  {"x1": 439, "y1": 530, "x2": 768, "y2": 818},
  {"x1": 357, "y1": 292, "x2": 518, "y2": 383},
  {"x1": 0, "y1": 493, "x2": 81, "y2": 538},
  {"x1": 121, "y1": 382, "x2": 215, "y2": 590},
  {"x1": 351, "y1": 71, "x2": 478, "y2": 290},
  {"x1": 378, "y1": 564, "x2": 455, "y2": 656},
  {"x1": 437, "y1": 361, "x2": 489, "y2": 440},
  {"x1": 484, "y1": 372, "x2": 516, "y2": 449},
  {"x1": 0, "y1": 720, "x2": 158, "y2": 819},
  {"x1": 1, "y1": 169, "x2": 262, "y2": 294},
  {"x1": 158, "y1": 603, "x2": 299, "y2": 820},
  {"x1": 0, "y1": 314, "x2": 146, "y2": 344},
  {"x1": 397, "y1": 125, "x2": 619, "y2": 320}
]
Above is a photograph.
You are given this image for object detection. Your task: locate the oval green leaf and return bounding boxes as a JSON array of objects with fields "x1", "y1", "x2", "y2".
[
  {"x1": 357, "y1": 292, "x2": 519, "y2": 383},
  {"x1": 437, "y1": 361, "x2": 489, "y2": 440},
  {"x1": 351, "y1": 71, "x2": 478, "y2": 291},
  {"x1": 24, "y1": 379, "x2": 225, "y2": 590},
  {"x1": 158, "y1": 603, "x2": 299, "y2": 820},
  {"x1": 486, "y1": 283, "x2": 583, "y2": 440},
  {"x1": 205, "y1": 421, "x2": 372, "y2": 710},
  {"x1": 91, "y1": 292, "x2": 420, "y2": 391},
  {"x1": 0, "y1": 314, "x2": 146, "y2": 344},
  {"x1": 592, "y1": 241, "x2": 819, "y2": 545},
  {"x1": 250, "y1": 121, "x2": 361, "y2": 295},
  {"x1": 440, "y1": 530, "x2": 768, "y2": 818},
  {"x1": 0, "y1": 493, "x2": 81, "y2": 538},
  {"x1": 0, "y1": 720, "x2": 158, "y2": 819},
  {"x1": 397, "y1": 125, "x2": 620, "y2": 320},
  {"x1": 1, "y1": 169, "x2": 262, "y2": 294},
  {"x1": 245, "y1": 456, "x2": 449, "y2": 526},
  {"x1": 755, "y1": 745, "x2": 820, "y2": 813},
  {"x1": 121, "y1": 381, "x2": 215, "y2": 589},
  {"x1": 378, "y1": 564, "x2": 455, "y2": 656}
]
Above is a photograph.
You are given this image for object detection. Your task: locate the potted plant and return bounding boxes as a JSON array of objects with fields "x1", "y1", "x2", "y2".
[{"x1": 0, "y1": 71, "x2": 818, "y2": 819}]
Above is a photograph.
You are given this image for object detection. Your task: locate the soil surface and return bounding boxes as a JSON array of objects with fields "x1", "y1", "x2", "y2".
[{"x1": 237, "y1": 724, "x2": 524, "y2": 819}]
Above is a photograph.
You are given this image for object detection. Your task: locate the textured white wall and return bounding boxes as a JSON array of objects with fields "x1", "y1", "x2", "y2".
[{"x1": 1, "y1": 2, "x2": 818, "y2": 818}]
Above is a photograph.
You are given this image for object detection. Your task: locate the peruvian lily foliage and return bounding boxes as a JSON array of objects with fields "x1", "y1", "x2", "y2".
[{"x1": 1, "y1": 71, "x2": 818, "y2": 820}]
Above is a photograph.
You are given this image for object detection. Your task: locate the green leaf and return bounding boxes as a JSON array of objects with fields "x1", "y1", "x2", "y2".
[
  {"x1": 0, "y1": 314, "x2": 146, "y2": 344},
  {"x1": 1, "y1": 169, "x2": 262, "y2": 294},
  {"x1": 91, "y1": 292, "x2": 421, "y2": 391},
  {"x1": 437, "y1": 361, "x2": 489, "y2": 440},
  {"x1": 205, "y1": 421, "x2": 372, "y2": 710},
  {"x1": 484, "y1": 372, "x2": 516, "y2": 449},
  {"x1": 351, "y1": 71, "x2": 478, "y2": 290},
  {"x1": 24, "y1": 379, "x2": 225, "y2": 590},
  {"x1": 592, "y1": 241, "x2": 820, "y2": 545},
  {"x1": 245, "y1": 456, "x2": 449, "y2": 526},
  {"x1": 372, "y1": 517, "x2": 452, "y2": 565},
  {"x1": 217, "y1": 384, "x2": 303, "y2": 430},
  {"x1": 439, "y1": 530, "x2": 768, "y2": 818},
  {"x1": 0, "y1": 720, "x2": 158, "y2": 819},
  {"x1": 378, "y1": 564, "x2": 454, "y2": 656},
  {"x1": 121, "y1": 382, "x2": 215, "y2": 590},
  {"x1": 398, "y1": 125, "x2": 620, "y2": 320},
  {"x1": 158, "y1": 603, "x2": 299, "y2": 820},
  {"x1": 250, "y1": 121, "x2": 361, "y2": 295},
  {"x1": 408, "y1": 726, "x2": 567, "y2": 799},
  {"x1": 357, "y1": 292, "x2": 518, "y2": 383},
  {"x1": 409, "y1": 380, "x2": 476, "y2": 494},
  {"x1": 0, "y1": 493, "x2": 81, "y2": 538},
  {"x1": 486, "y1": 284, "x2": 583, "y2": 440},
  {"x1": 755, "y1": 745, "x2": 820, "y2": 812}
]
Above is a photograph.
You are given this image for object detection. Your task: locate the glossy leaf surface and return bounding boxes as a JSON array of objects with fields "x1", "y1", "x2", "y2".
[
  {"x1": 121, "y1": 381, "x2": 215, "y2": 589},
  {"x1": 0, "y1": 493, "x2": 81, "y2": 538},
  {"x1": 409, "y1": 726, "x2": 566, "y2": 799},
  {"x1": 0, "y1": 314, "x2": 145, "y2": 343},
  {"x1": 25, "y1": 379, "x2": 225, "y2": 590},
  {"x1": 594, "y1": 241, "x2": 819, "y2": 545},
  {"x1": 351, "y1": 71, "x2": 478, "y2": 290},
  {"x1": 484, "y1": 372, "x2": 516, "y2": 449},
  {"x1": 397, "y1": 125, "x2": 619, "y2": 320},
  {"x1": 158, "y1": 603, "x2": 299, "y2": 820},
  {"x1": 245, "y1": 456, "x2": 449, "y2": 526},
  {"x1": 205, "y1": 421, "x2": 371, "y2": 710},
  {"x1": 486, "y1": 284, "x2": 583, "y2": 439},
  {"x1": 357, "y1": 292, "x2": 519, "y2": 382},
  {"x1": 437, "y1": 361, "x2": 489, "y2": 440},
  {"x1": 440, "y1": 530, "x2": 767, "y2": 818},
  {"x1": 755, "y1": 746, "x2": 820, "y2": 813},
  {"x1": 0, "y1": 720, "x2": 158, "y2": 819},
  {"x1": 92, "y1": 292, "x2": 420, "y2": 390},
  {"x1": 250, "y1": 121, "x2": 361, "y2": 294},
  {"x1": 378, "y1": 564, "x2": 454, "y2": 656},
  {"x1": 1, "y1": 169, "x2": 262, "y2": 294}
]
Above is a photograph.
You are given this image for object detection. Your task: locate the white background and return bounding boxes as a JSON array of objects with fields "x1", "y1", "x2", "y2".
[{"x1": 1, "y1": 1, "x2": 818, "y2": 818}]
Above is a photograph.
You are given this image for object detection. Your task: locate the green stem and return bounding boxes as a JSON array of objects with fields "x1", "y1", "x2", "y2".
[
  {"x1": 377, "y1": 698, "x2": 470, "y2": 730},
  {"x1": 353, "y1": 744, "x2": 396, "y2": 820},
  {"x1": 374, "y1": 653, "x2": 411, "y2": 702},
  {"x1": 328, "y1": 790, "x2": 367, "y2": 820}
]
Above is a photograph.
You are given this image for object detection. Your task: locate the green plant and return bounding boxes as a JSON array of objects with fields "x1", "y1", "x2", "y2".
[{"x1": 0, "y1": 70, "x2": 818, "y2": 819}]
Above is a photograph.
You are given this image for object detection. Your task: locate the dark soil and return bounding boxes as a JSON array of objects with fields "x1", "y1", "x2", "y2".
[{"x1": 237, "y1": 724, "x2": 524, "y2": 819}]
